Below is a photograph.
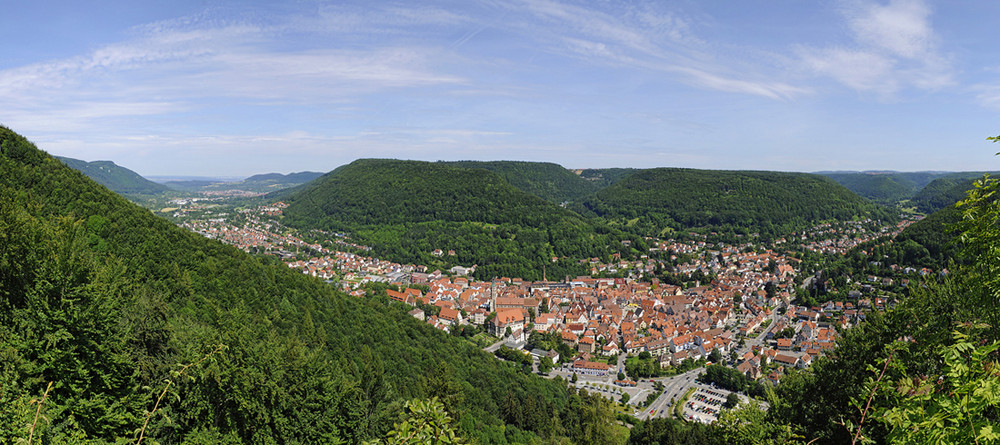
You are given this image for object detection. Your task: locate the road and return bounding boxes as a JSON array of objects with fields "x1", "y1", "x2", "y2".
[
  {"x1": 482, "y1": 342, "x2": 730, "y2": 423},
  {"x1": 635, "y1": 367, "x2": 703, "y2": 420},
  {"x1": 736, "y1": 308, "x2": 779, "y2": 357}
]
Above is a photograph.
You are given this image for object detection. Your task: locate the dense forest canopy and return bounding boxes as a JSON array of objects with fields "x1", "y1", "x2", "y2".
[
  {"x1": 817, "y1": 172, "x2": 937, "y2": 206},
  {"x1": 281, "y1": 159, "x2": 646, "y2": 279},
  {"x1": 577, "y1": 168, "x2": 639, "y2": 188},
  {"x1": 907, "y1": 172, "x2": 998, "y2": 214},
  {"x1": 0, "y1": 127, "x2": 625, "y2": 444},
  {"x1": 442, "y1": 160, "x2": 598, "y2": 204},
  {"x1": 283, "y1": 159, "x2": 585, "y2": 229},
  {"x1": 576, "y1": 168, "x2": 895, "y2": 239},
  {"x1": 818, "y1": 170, "x2": 999, "y2": 212}
]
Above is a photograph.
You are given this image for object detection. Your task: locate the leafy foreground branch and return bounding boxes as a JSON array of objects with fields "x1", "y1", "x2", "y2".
[
  {"x1": 365, "y1": 397, "x2": 465, "y2": 445},
  {"x1": 136, "y1": 344, "x2": 227, "y2": 445},
  {"x1": 868, "y1": 326, "x2": 1000, "y2": 444}
]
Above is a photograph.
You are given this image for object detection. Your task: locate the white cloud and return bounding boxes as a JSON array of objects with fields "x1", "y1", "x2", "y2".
[
  {"x1": 799, "y1": 0, "x2": 952, "y2": 94},
  {"x1": 670, "y1": 66, "x2": 809, "y2": 101},
  {"x1": 974, "y1": 83, "x2": 1000, "y2": 110},
  {"x1": 509, "y1": 0, "x2": 809, "y2": 100},
  {"x1": 0, "y1": 9, "x2": 467, "y2": 139},
  {"x1": 799, "y1": 47, "x2": 897, "y2": 92},
  {"x1": 847, "y1": 0, "x2": 933, "y2": 58}
]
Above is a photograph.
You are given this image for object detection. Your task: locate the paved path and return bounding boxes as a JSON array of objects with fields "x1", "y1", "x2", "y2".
[{"x1": 484, "y1": 338, "x2": 506, "y2": 353}]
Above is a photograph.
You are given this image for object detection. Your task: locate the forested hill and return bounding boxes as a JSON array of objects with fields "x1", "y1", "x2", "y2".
[
  {"x1": 283, "y1": 159, "x2": 585, "y2": 228},
  {"x1": 576, "y1": 168, "x2": 894, "y2": 238},
  {"x1": 577, "y1": 168, "x2": 639, "y2": 188},
  {"x1": 908, "y1": 172, "x2": 997, "y2": 214},
  {"x1": 56, "y1": 156, "x2": 170, "y2": 195},
  {"x1": 817, "y1": 171, "x2": 942, "y2": 205},
  {"x1": 282, "y1": 159, "x2": 645, "y2": 279},
  {"x1": 442, "y1": 160, "x2": 597, "y2": 203},
  {"x1": 0, "y1": 127, "x2": 624, "y2": 444}
]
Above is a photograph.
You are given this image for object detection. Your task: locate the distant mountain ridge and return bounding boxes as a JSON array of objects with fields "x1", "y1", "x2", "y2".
[
  {"x1": 815, "y1": 171, "x2": 999, "y2": 211},
  {"x1": 816, "y1": 171, "x2": 951, "y2": 205},
  {"x1": 165, "y1": 171, "x2": 323, "y2": 193},
  {"x1": 56, "y1": 156, "x2": 170, "y2": 195},
  {"x1": 245, "y1": 171, "x2": 324, "y2": 183}
]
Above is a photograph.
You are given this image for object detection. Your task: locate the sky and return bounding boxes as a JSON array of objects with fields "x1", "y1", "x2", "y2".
[{"x1": 2, "y1": 0, "x2": 999, "y2": 177}]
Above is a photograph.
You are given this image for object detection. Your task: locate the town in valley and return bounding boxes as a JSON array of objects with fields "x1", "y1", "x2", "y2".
[{"x1": 171, "y1": 194, "x2": 926, "y2": 423}]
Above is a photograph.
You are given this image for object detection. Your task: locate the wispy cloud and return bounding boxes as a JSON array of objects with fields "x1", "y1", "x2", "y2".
[
  {"x1": 504, "y1": 0, "x2": 808, "y2": 100},
  {"x1": 0, "y1": 9, "x2": 465, "y2": 123},
  {"x1": 797, "y1": 0, "x2": 953, "y2": 95},
  {"x1": 4, "y1": 0, "x2": 992, "y2": 175},
  {"x1": 974, "y1": 85, "x2": 1000, "y2": 110}
]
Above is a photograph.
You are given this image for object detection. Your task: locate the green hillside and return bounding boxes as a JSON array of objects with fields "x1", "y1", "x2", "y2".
[
  {"x1": 282, "y1": 159, "x2": 644, "y2": 279},
  {"x1": 908, "y1": 172, "x2": 997, "y2": 214},
  {"x1": 818, "y1": 172, "x2": 922, "y2": 205},
  {"x1": 891, "y1": 205, "x2": 963, "y2": 268},
  {"x1": 284, "y1": 159, "x2": 587, "y2": 228},
  {"x1": 0, "y1": 127, "x2": 623, "y2": 444},
  {"x1": 56, "y1": 156, "x2": 170, "y2": 195},
  {"x1": 577, "y1": 168, "x2": 638, "y2": 188},
  {"x1": 443, "y1": 160, "x2": 597, "y2": 203},
  {"x1": 577, "y1": 168, "x2": 894, "y2": 238}
]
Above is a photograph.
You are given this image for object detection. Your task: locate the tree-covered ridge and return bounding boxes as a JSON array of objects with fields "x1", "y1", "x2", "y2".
[
  {"x1": 577, "y1": 168, "x2": 639, "y2": 188},
  {"x1": 284, "y1": 159, "x2": 585, "y2": 228},
  {"x1": 890, "y1": 204, "x2": 962, "y2": 268},
  {"x1": 576, "y1": 168, "x2": 894, "y2": 238},
  {"x1": 56, "y1": 156, "x2": 170, "y2": 195},
  {"x1": 0, "y1": 127, "x2": 624, "y2": 444},
  {"x1": 442, "y1": 160, "x2": 598, "y2": 203},
  {"x1": 908, "y1": 172, "x2": 998, "y2": 214},
  {"x1": 816, "y1": 170, "x2": 1000, "y2": 213},
  {"x1": 818, "y1": 172, "x2": 932, "y2": 205},
  {"x1": 281, "y1": 159, "x2": 646, "y2": 279}
]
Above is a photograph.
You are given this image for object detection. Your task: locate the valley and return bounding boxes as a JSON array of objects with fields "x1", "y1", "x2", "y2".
[
  {"x1": 154, "y1": 164, "x2": 931, "y2": 428},
  {"x1": 7, "y1": 2, "x2": 1000, "y2": 443},
  {"x1": 4, "y1": 125, "x2": 996, "y2": 444}
]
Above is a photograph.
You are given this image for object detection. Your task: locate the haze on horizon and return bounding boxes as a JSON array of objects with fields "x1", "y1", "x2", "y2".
[{"x1": 2, "y1": 0, "x2": 999, "y2": 177}]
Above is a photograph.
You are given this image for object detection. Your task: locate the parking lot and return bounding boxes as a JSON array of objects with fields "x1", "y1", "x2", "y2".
[{"x1": 682, "y1": 387, "x2": 730, "y2": 423}]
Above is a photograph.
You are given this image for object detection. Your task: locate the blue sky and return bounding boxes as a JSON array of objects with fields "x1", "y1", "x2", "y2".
[{"x1": 2, "y1": 0, "x2": 999, "y2": 176}]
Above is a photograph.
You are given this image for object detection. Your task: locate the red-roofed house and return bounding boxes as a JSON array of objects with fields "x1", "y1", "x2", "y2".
[
  {"x1": 439, "y1": 307, "x2": 462, "y2": 325},
  {"x1": 572, "y1": 360, "x2": 611, "y2": 376}
]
